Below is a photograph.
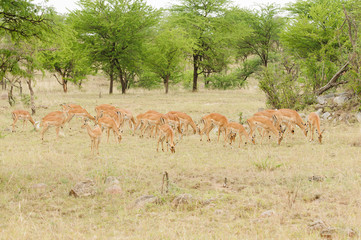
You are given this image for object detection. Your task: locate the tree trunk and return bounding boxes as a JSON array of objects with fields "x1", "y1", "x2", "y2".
[
  {"x1": 19, "y1": 81, "x2": 22, "y2": 95},
  {"x1": 119, "y1": 69, "x2": 126, "y2": 94},
  {"x1": 62, "y1": 80, "x2": 68, "y2": 93},
  {"x1": 193, "y1": 54, "x2": 199, "y2": 92},
  {"x1": 164, "y1": 75, "x2": 169, "y2": 94},
  {"x1": 26, "y1": 79, "x2": 36, "y2": 115},
  {"x1": 109, "y1": 64, "x2": 114, "y2": 94},
  {"x1": 8, "y1": 85, "x2": 15, "y2": 106}
]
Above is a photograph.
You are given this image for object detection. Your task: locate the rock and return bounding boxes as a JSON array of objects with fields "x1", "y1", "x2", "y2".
[
  {"x1": 324, "y1": 93, "x2": 336, "y2": 99},
  {"x1": 333, "y1": 95, "x2": 350, "y2": 105},
  {"x1": 308, "y1": 175, "x2": 324, "y2": 182},
  {"x1": 316, "y1": 109, "x2": 323, "y2": 116},
  {"x1": 317, "y1": 96, "x2": 327, "y2": 105},
  {"x1": 356, "y1": 112, "x2": 361, "y2": 123},
  {"x1": 105, "y1": 176, "x2": 120, "y2": 185},
  {"x1": 171, "y1": 194, "x2": 193, "y2": 208},
  {"x1": 322, "y1": 112, "x2": 331, "y2": 120},
  {"x1": 69, "y1": 179, "x2": 96, "y2": 197},
  {"x1": 133, "y1": 195, "x2": 159, "y2": 209},
  {"x1": 105, "y1": 185, "x2": 123, "y2": 195},
  {"x1": 261, "y1": 210, "x2": 275, "y2": 217},
  {"x1": 308, "y1": 220, "x2": 327, "y2": 231}
]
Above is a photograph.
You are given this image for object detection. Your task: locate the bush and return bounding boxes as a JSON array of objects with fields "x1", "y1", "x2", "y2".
[{"x1": 136, "y1": 71, "x2": 162, "y2": 90}]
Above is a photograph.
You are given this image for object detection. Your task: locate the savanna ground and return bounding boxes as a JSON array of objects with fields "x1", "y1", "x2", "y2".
[{"x1": 0, "y1": 73, "x2": 361, "y2": 240}]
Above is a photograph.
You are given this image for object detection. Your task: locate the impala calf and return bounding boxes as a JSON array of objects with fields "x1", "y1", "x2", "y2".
[
  {"x1": 307, "y1": 112, "x2": 324, "y2": 143},
  {"x1": 81, "y1": 120, "x2": 102, "y2": 155},
  {"x1": 11, "y1": 110, "x2": 39, "y2": 132}
]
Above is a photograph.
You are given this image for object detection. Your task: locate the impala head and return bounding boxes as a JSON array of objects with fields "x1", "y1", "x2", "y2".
[
  {"x1": 81, "y1": 119, "x2": 89, "y2": 129},
  {"x1": 317, "y1": 129, "x2": 325, "y2": 144},
  {"x1": 272, "y1": 115, "x2": 283, "y2": 132},
  {"x1": 303, "y1": 123, "x2": 308, "y2": 136},
  {"x1": 167, "y1": 142, "x2": 176, "y2": 153}
]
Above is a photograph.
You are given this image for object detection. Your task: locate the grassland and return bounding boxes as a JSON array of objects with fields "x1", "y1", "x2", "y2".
[{"x1": 0, "y1": 75, "x2": 361, "y2": 239}]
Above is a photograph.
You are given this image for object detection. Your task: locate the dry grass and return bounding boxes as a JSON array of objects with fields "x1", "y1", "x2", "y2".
[{"x1": 0, "y1": 75, "x2": 361, "y2": 239}]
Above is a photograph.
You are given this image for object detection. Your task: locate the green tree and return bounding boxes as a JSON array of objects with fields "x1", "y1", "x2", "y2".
[
  {"x1": 171, "y1": 0, "x2": 231, "y2": 92},
  {"x1": 229, "y1": 4, "x2": 285, "y2": 67},
  {"x1": 40, "y1": 15, "x2": 92, "y2": 93},
  {"x1": 281, "y1": 0, "x2": 349, "y2": 94},
  {"x1": 143, "y1": 19, "x2": 193, "y2": 93},
  {"x1": 71, "y1": 0, "x2": 159, "y2": 94}
]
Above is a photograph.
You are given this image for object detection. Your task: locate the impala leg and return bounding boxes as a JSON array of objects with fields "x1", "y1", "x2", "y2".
[
  {"x1": 55, "y1": 127, "x2": 60, "y2": 138},
  {"x1": 23, "y1": 119, "x2": 26, "y2": 130},
  {"x1": 107, "y1": 128, "x2": 110, "y2": 143},
  {"x1": 206, "y1": 124, "x2": 214, "y2": 142},
  {"x1": 41, "y1": 124, "x2": 49, "y2": 141},
  {"x1": 12, "y1": 116, "x2": 19, "y2": 132}
]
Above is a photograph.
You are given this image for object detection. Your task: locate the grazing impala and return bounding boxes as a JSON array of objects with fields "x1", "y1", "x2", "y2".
[
  {"x1": 277, "y1": 109, "x2": 308, "y2": 137},
  {"x1": 116, "y1": 108, "x2": 136, "y2": 132},
  {"x1": 97, "y1": 115, "x2": 122, "y2": 143},
  {"x1": 65, "y1": 107, "x2": 96, "y2": 123},
  {"x1": 247, "y1": 116, "x2": 285, "y2": 145},
  {"x1": 11, "y1": 110, "x2": 39, "y2": 132},
  {"x1": 307, "y1": 112, "x2": 324, "y2": 143},
  {"x1": 40, "y1": 110, "x2": 69, "y2": 141},
  {"x1": 253, "y1": 109, "x2": 293, "y2": 139},
  {"x1": 198, "y1": 113, "x2": 228, "y2": 142},
  {"x1": 167, "y1": 111, "x2": 197, "y2": 135},
  {"x1": 225, "y1": 122, "x2": 255, "y2": 147},
  {"x1": 61, "y1": 103, "x2": 83, "y2": 111},
  {"x1": 95, "y1": 104, "x2": 117, "y2": 118},
  {"x1": 98, "y1": 109, "x2": 123, "y2": 130},
  {"x1": 81, "y1": 120, "x2": 102, "y2": 155},
  {"x1": 164, "y1": 112, "x2": 182, "y2": 138},
  {"x1": 157, "y1": 124, "x2": 176, "y2": 153},
  {"x1": 139, "y1": 113, "x2": 166, "y2": 138}
]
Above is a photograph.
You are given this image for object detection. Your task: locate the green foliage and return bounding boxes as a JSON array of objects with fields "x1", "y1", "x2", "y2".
[
  {"x1": 207, "y1": 69, "x2": 248, "y2": 90},
  {"x1": 137, "y1": 71, "x2": 162, "y2": 90},
  {"x1": 258, "y1": 62, "x2": 314, "y2": 110},
  {"x1": 252, "y1": 157, "x2": 283, "y2": 171},
  {"x1": 20, "y1": 94, "x2": 31, "y2": 107}
]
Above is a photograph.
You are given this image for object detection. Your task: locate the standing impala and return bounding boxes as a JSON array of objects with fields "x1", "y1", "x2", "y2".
[
  {"x1": 247, "y1": 116, "x2": 285, "y2": 145},
  {"x1": 167, "y1": 111, "x2": 197, "y2": 135},
  {"x1": 81, "y1": 120, "x2": 102, "y2": 155},
  {"x1": 307, "y1": 112, "x2": 324, "y2": 143},
  {"x1": 40, "y1": 110, "x2": 69, "y2": 141},
  {"x1": 116, "y1": 108, "x2": 136, "y2": 132},
  {"x1": 11, "y1": 110, "x2": 39, "y2": 132},
  {"x1": 198, "y1": 113, "x2": 228, "y2": 142},
  {"x1": 157, "y1": 124, "x2": 176, "y2": 153}
]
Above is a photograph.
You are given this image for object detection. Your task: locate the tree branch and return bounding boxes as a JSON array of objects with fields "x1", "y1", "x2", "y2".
[{"x1": 315, "y1": 61, "x2": 349, "y2": 95}]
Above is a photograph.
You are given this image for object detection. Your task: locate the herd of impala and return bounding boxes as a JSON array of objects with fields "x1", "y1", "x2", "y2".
[{"x1": 10, "y1": 104, "x2": 324, "y2": 155}]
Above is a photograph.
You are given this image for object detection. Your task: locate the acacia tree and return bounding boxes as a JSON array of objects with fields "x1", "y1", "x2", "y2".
[
  {"x1": 171, "y1": 0, "x2": 230, "y2": 92},
  {"x1": 281, "y1": 0, "x2": 350, "y2": 94},
  {"x1": 228, "y1": 4, "x2": 285, "y2": 67},
  {"x1": 143, "y1": 20, "x2": 193, "y2": 93},
  {"x1": 71, "y1": 0, "x2": 159, "y2": 94},
  {"x1": 40, "y1": 15, "x2": 92, "y2": 93}
]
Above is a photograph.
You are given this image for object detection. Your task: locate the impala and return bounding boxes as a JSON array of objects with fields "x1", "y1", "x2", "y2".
[
  {"x1": 81, "y1": 120, "x2": 102, "y2": 155},
  {"x1": 65, "y1": 107, "x2": 96, "y2": 123},
  {"x1": 247, "y1": 116, "x2": 285, "y2": 145},
  {"x1": 167, "y1": 111, "x2": 197, "y2": 135},
  {"x1": 277, "y1": 109, "x2": 308, "y2": 137},
  {"x1": 97, "y1": 115, "x2": 122, "y2": 143},
  {"x1": 164, "y1": 112, "x2": 182, "y2": 138},
  {"x1": 157, "y1": 124, "x2": 176, "y2": 153},
  {"x1": 40, "y1": 110, "x2": 69, "y2": 141},
  {"x1": 198, "y1": 113, "x2": 228, "y2": 142},
  {"x1": 253, "y1": 109, "x2": 293, "y2": 139},
  {"x1": 138, "y1": 113, "x2": 166, "y2": 138},
  {"x1": 225, "y1": 122, "x2": 255, "y2": 147},
  {"x1": 95, "y1": 104, "x2": 117, "y2": 118},
  {"x1": 116, "y1": 108, "x2": 136, "y2": 132},
  {"x1": 11, "y1": 110, "x2": 39, "y2": 132},
  {"x1": 307, "y1": 112, "x2": 324, "y2": 143}
]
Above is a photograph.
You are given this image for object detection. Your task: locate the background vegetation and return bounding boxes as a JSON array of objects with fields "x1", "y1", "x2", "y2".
[{"x1": 1, "y1": 0, "x2": 361, "y2": 111}]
